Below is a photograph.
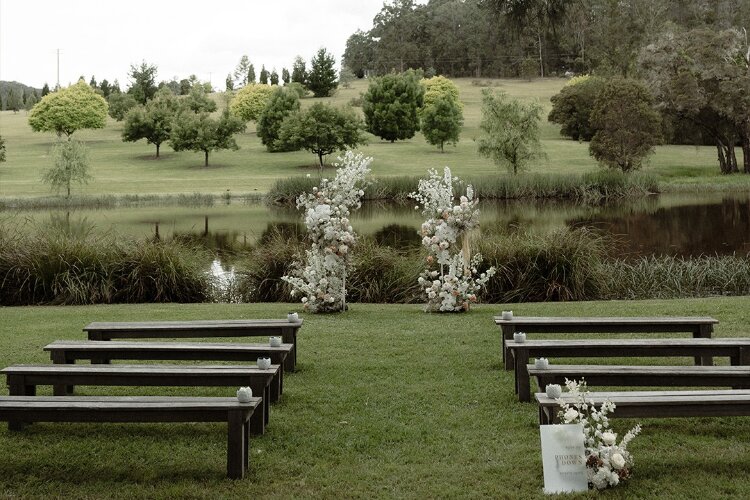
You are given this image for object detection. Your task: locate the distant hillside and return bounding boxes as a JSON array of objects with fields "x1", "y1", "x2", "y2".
[{"x1": 0, "y1": 81, "x2": 42, "y2": 111}]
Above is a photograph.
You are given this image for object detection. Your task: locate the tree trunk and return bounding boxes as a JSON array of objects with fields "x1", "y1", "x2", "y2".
[
  {"x1": 156, "y1": 143, "x2": 160, "y2": 158},
  {"x1": 204, "y1": 150, "x2": 209, "y2": 167},
  {"x1": 66, "y1": 183, "x2": 71, "y2": 199},
  {"x1": 318, "y1": 152, "x2": 325, "y2": 169},
  {"x1": 717, "y1": 141, "x2": 729, "y2": 174},
  {"x1": 729, "y1": 144, "x2": 739, "y2": 173},
  {"x1": 742, "y1": 126, "x2": 750, "y2": 174},
  {"x1": 537, "y1": 29, "x2": 544, "y2": 78}
]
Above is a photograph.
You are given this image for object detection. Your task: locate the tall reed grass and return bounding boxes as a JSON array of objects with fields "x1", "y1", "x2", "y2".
[{"x1": 267, "y1": 171, "x2": 659, "y2": 205}]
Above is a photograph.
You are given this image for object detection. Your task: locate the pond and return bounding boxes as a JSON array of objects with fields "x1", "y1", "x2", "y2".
[{"x1": 2, "y1": 192, "x2": 750, "y2": 259}]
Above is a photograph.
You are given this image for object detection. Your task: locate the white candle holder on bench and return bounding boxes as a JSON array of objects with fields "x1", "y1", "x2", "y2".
[
  {"x1": 236, "y1": 386, "x2": 253, "y2": 402},
  {"x1": 257, "y1": 357, "x2": 272, "y2": 370},
  {"x1": 534, "y1": 357, "x2": 549, "y2": 369},
  {"x1": 269, "y1": 336, "x2": 282, "y2": 347},
  {"x1": 513, "y1": 331, "x2": 526, "y2": 343},
  {"x1": 545, "y1": 384, "x2": 562, "y2": 398},
  {"x1": 501, "y1": 310, "x2": 513, "y2": 320},
  {"x1": 287, "y1": 312, "x2": 299, "y2": 322}
]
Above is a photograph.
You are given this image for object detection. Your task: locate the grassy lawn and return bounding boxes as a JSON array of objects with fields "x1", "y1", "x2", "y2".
[
  {"x1": 1, "y1": 299, "x2": 749, "y2": 498},
  {"x1": 2, "y1": 77, "x2": 748, "y2": 200}
]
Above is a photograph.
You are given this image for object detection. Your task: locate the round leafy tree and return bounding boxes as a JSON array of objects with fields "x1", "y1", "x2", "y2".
[
  {"x1": 421, "y1": 94, "x2": 463, "y2": 152},
  {"x1": 229, "y1": 83, "x2": 275, "y2": 122},
  {"x1": 28, "y1": 80, "x2": 108, "y2": 138},
  {"x1": 548, "y1": 76, "x2": 606, "y2": 141},
  {"x1": 257, "y1": 87, "x2": 300, "y2": 152},
  {"x1": 422, "y1": 75, "x2": 460, "y2": 108},
  {"x1": 363, "y1": 70, "x2": 424, "y2": 142}
]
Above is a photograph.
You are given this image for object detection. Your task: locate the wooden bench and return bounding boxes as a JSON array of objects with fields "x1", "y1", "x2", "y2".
[
  {"x1": 44, "y1": 340, "x2": 292, "y2": 395},
  {"x1": 509, "y1": 338, "x2": 750, "y2": 402},
  {"x1": 494, "y1": 316, "x2": 718, "y2": 369},
  {"x1": 528, "y1": 364, "x2": 750, "y2": 397},
  {"x1": 0, "y1": 395, "x2": 262, "y2": 479},
  {"x1": 2, "y1": 364, "x2": 281, "y2": 433},
  {"x1": 535, "y1": 389, "x2": 750, "y2": 425},
  {"x1": 83, "y1": 319, "x2": 303, "y2": 372}
]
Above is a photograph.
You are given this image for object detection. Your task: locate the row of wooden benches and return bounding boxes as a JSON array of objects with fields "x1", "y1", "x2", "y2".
[
  {"x1": 494, "y1": 315, "x2": 750, "y2": 424},
  {"x1": 0, "y1": 318, "x2": 305, "y2": 479}
]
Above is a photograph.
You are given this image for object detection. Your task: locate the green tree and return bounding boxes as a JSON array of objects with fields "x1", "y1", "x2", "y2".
[
  {"x1": 225, "y1": 74, "x2": 234, "y2": 92},
  {"x1": 257, "y1": 87, "x2": 301, "y2": 152},
  {"x1": 362, "y1": 70, "x2": 424, "y2": 142},
  {"x1": 7, "y1": 88, "x2": 22, "y2": 112},
  {"x1": 179, "y1": 79, "x2": 192, "y2": 95},
  {"x1": 107, "y1": 92, "x2": 137, "y2": 121},
  {"x1": 548, "y1": 75, "x2": 606, "y2": 141},
  {"x1": 477, "y1": 89, "x2": 545, "y2": 174},
  {"x1": 42, "y1": 139, "x2": 91, "y2": 198},
  {"x1": 229, "y1": 83, "x2": 275, "y2": 121},
  {"x1": 270, "y1": 69, "x2": 279, "y2": 86},
  {"x1": 307, "y1": 48, "x2": 338, "y2": 97},
  {"x1": 233, "y1": 55, "x2": 251, "y2": 86},
  {"x1": 422, "y1": 75, "x2": 460, "y2": 108},
  {"x1": 183, "y1": 85, "x2": 217, "y2": 113},
  {"x1": 259, "y1": 65, "x2": 269, "y2": 85},
  {"x1": 247, "y1": 64, "x2": 256, "y2": 84},
  {"x1": 421, "y1": 94, "x2": 463, "y2": 152},
  {"x1": 41, "y1": 83, "x2": 50, "y2": 97},
  {"x1": 281, "y1": 68, "x2": 290, "y2": 84},
  {"x1": 89, "y1": 76, "x2": 97, "y2": 88},
  {"x1": 589, "y1": 78, "x2": 662, "y2": 173},
  {"x1": 343, "y1": 30, "x2": 375, "y2": 78},
  {"x1": 99, "y1": 79, "x2": 112, "y2": 98},
  {"x1": 277, "y1": 103, "x2": 365, "y2": 167},
  {"x1": 291, "y1": 56, "x2": 307, "y2": 85},
  {"x1": 28, "y1": 80, "x2": 108, "y2": 138},
  {"x1": 0, "y1": 135, "x2": 6, "y2": 162},
  {"x1": 128, "y1": 61, "x2": 158, "y2": 104},
  {"x1": 121, "y1": 88, "x2": 178, "y2": 158},
  {"x1": 169, "y1": 109, "x2": 246, "y2": 167},
  {"x1": 24, "y1": 92, "x2": 38, "y2": 111}
]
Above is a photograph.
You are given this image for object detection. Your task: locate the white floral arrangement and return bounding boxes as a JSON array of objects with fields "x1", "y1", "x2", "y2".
[
  {"x1": 410, "y1": 167, "x2": 496, "y2": 312},
  {"x1": 282, "y1": 151, "x2": 371, "y2": 313},
  {"x1": 557, "y1": 379, "x2": 642, "y2": 490}
]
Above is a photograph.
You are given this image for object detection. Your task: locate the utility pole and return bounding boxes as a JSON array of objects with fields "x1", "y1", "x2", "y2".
[{"x1": 56, "y1": 49, "x2": 60, "y2": 90}]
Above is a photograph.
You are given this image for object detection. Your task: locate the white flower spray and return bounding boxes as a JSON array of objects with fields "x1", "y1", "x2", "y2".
[
  {"x1": 410, "y1": 167, "x2": 496, "y2": 312},
  {"x1": 557, "y1": 379, "x2": 642, "y2": 490},
  {"x1": 282, "y1": 151, "x2": 371, "y2": 313}
]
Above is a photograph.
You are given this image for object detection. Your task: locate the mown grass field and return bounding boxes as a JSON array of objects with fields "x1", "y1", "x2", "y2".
[
  {"x1": 1, "y1": 299, "x2": 749, "y2": 498},
  {"x1": 1, "y1": 78, "x2": 747, "y2": 200}
]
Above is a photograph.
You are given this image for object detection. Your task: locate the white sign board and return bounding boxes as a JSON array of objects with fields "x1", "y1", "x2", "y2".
[{"x1": 539, "y1": 424, "x2": 588, "y2": 494}]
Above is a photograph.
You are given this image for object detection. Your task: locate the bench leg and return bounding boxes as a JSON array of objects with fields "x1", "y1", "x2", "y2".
[
  {"x1": 695, "y1": 326, "x2": 714, "y2": 366},
  {"x1": 243, "y1": 419, "x2": 250, "y2": 470},
  {"x1": 501, "y1": 325, "x2": 514, "y2": 370},
  {"x1": 264, "y1": 387, "x2": 270, "y2": 425},
  {"x1": 8, "y1": 381, "x2": 34, "y2": 431},
  {"x1": 282, "y1": 328, "x2": 297, "y2": 372},
  {"x1": 270, "y1": 370, "x2": 281, "y2": 403},
  {"x1": 249, "y1": 404, "x2": 264, "y2": 435},
  {"x1": 516, "y1": 350, "x2": 531, "y2": 403},
  {"x1": 51, "y1": 352, "x2": 76, "y2": 394},
  {"x1": 227, "y1": 410, "x2": 246, "y2": 479}
]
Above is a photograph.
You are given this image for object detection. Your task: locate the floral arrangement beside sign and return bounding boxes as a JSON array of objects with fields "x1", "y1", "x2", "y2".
[{"x1": 556, "y1": 379, "x2": 642, "y2": 490}]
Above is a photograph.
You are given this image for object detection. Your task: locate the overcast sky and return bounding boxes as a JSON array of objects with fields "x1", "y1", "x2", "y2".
[{"x1": 0, "y1": 0, "x2": 399, "y2": 90}]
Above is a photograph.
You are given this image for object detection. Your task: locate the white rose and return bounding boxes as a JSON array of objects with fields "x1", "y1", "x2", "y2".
[
  {"x1": 563, "y1": 408, "x2": 579, "y2": 422},
  {"x1": 601, "y1": 431, "x2": 616, "y2": 446},
  {"x1": 611, "y1": 453, "x2": 626, "y2": 470}
]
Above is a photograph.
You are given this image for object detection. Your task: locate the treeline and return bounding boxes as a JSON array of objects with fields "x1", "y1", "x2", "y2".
[
  {"x1": 343, "y1": 0, "x2": 750, "y2": 78},
  {"x1": 0, "y1": 81, "x2": 42, "y2": 112}
]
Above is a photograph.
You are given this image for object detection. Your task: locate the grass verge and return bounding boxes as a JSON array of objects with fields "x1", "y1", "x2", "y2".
[{"x1": 0, "y1": 300, "x2": 749, "y2": 498}]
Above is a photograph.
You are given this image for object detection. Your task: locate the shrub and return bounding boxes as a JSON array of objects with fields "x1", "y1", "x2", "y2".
[
  {"x1": 257, "y1": 87, "x2": 300, "y2": 152},
  {"x1": 229, "y1": 84, "x2": 275, "y2": 122},
  {"x1": 548, "y1": 76, "x2": 606, "y2": 141}
]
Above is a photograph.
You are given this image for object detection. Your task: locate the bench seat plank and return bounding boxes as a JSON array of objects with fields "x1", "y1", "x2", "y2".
[
  {"x1": 83, "y1": 319, "x2": 303, "y2": 372},
  {"x1": 0, "y1": 395, "x2": 261, "y2": 479},
  {"x1": 508, "y1": 339, "x2": 750, "y2": 402},
  {"x1": 494, "y1": 315, "x2": 718, "y2": 368},
  {"x1": 534, "y1": 389, "x2": 750, "y2": 424},
  {"x1": 2, "y1": 364, "x2": 281, "y2": 431}
]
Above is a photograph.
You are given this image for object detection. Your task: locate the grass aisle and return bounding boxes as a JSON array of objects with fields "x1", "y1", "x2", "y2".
[{"x1": 0, "y1": 299, "x2": 749, "y2": 498}]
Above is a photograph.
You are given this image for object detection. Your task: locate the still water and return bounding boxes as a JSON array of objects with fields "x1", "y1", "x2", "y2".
[{"x1": 3, "y1": 192, "x2": 750, "y2": 258}]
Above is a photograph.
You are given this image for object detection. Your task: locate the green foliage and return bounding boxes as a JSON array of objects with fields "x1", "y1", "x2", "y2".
[
  {"x1": 28, "y1": 81, "x2": 108, "y2": 137},
  {"x1": 0, "y1": 135, "x2": 5, "y2": 162},
  {"x1": 548, "y1": 76, "x2": 606, "y2": 141},
  {"x1": 128, "y1": 61, "x2": 158, "y2": 104},
  {"x1": 281, "y1": 68, "x2": 290, "y2": 85},
  {"x1": 41, "y1": 83, "x2": 50, "y2": 96},
  {"x1": 121, "y1": 88, "x2": 178, "y2": 158},
  {"x1": 363, "y1": 70, "x2": 424, "y2": 142},
  {"x1": 0, "y1": 230, "x2": 209, "y2": 305},
  {"x1": 24, "y1": 92, "x2": 37, "y2": 111},
  {"x1": 107, "y1": 92, "x2": 137, "y2": 121},
  {"x1": 339, "y1": 67, "x2": 356, "y2": 89},
  {"x1": 247, "y1": 64, "x2": 256, "y2": 84},
  {"x1": 233, "y1": 55, "x2": 251, "y2": 87},
  {"x1": 228, "y1": 83, "x2": 274, "y2": 122},
  {"x1": 169, "y1": 109, "x2": 246, "y2": 166},
  {"x1": 422, "y1": 75, "x2": 460, "y2": 108},
  {"x1": 277, "y1": 102, "x2": 365, "y2": 167},
  {"x1": 259, "y1": 65, "x2": 269, "y2": 85},
  {"x1": 291, "y1": 56, "x2": 307, "y2": 85},
  {"x1": 42, "y1": 139, "x2": 91, "y2": 198},
  {"x1": 519, "y1": 57, "x2": 539, "y2": 80},
  {"x1": 256, "y1": 87, "x2": 301, "y2": 152},
  {"x1": 342, "y1": 30, "x2": 374, "y2": 78},
  {"x1": 477, "y1": 89, "x2": 545, "y2": 174},
  {"x1": 307, "y1": 48, "x2": 338, "y2": 97},
  {"x1": 589, "y1": 78, "x2": 662, "y2": 172},
  {"x1": 182, "y1": 85, "x2": 217, "y2": 113},
  {"x1": 225, "y1": 74, "x2": 234, "y2": 91},
  {"x1": 420, "y1": 94, "x2": 463, "y2": 152},
  {"x1": 7, "y1": 88, "x2": 22, "y2": 112},
  {"x1": 269, "y1": 69, "x2": 279, "y2": 86}
]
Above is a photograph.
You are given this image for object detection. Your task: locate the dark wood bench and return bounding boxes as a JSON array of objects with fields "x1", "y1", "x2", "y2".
[
  {"x1": 83, "y1": 319, "x2": 303, "y2": 372},
  {"x1": 2, "y1": 364, "x2": 281, "y2": 432},
  {"x1": 535, "y1": 389, "x2": 750, "y2": 425},
  {"x1": 44, "y1": 340, "x2": 292, "y2": 395},
  {"x1": 509, "y1": 338, "x2": 750, "y2": 402},
  {"x1": 528, "y1": 364, "x2": 750, "y2": 397},
  {"x1": 494, "y1": 316, "x2": 718, "y2": 369},
  {"x1": 0, "y1": 395, "x2": 262, "y2": 479}
]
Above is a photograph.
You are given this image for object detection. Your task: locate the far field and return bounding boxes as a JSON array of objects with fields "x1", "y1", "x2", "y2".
[{"x1": 0, "y1": 78, "x2": 747, "y2": 199}]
